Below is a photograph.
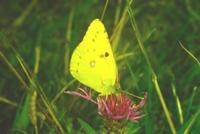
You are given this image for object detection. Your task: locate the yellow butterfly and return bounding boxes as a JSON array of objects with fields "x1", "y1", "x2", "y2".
[{"x1": 70, "y1": 19, "x2": 118, "y2": 95}]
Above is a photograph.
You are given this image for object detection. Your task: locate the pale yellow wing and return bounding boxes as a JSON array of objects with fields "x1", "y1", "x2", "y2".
[{"x1": 70, "y1": 19, "x2": 117, "y2": 95}]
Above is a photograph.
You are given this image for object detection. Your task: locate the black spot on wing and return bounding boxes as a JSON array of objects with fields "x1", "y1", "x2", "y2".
[
  {"x1": 99, "y1": 52, "x2": 109, "y2": 58},
  {"x1": 105, "y1": 52, "x2": 109, "y2": 57},
  {"x1": 94, "y1": 30, "x2": 99, "y2": 38}
]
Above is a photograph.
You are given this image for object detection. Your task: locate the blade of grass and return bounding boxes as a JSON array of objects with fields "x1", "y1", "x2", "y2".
[
  {"x1": 51, "y1": 79, "x2": 76, "y2": 104},
  {"x1": 184, "y1": 108, "x2": 200, "y2": 134},
  {"x1": 101, "y1": 0, "x2": 109, "y2": 21},
  {"x1": 0, "y1": 96, "x2": 18, "y2": 107},
  {"x1": 185, "y1": 86, "x2": 197, "y2": 120},
  {"x1": 110, "y1": 4, "x2": 129, "y2": 52},
  {"x1": 116, "y1": 52, "x2": 135, "y2": 61},
  {"x1": 179, "y1": 41, "x2": 200, "y2": 67},
  {"x1": 12, "y1": 94, "x2": 30, "y2": 131},
  {"x1": 171, "y1": 83, "x2": 184, "y2": 124},
  {"x1": 16, "y1": 55, "x2": 35, "y2": 88},
  {"x1": 178, "y1": 107, "x2": 200, "y2": 134},
  {"x1": 152, "y1": 76, "x2": 176, "y2": 134},
  {"x1": 0, "y1": 51, "x2": 28, "y2": 89},
  {"x1": 126, "y1": 1, "x2": 176, "y2": 133},
  {"x1": 126, "y1": 61, "x2": 139, "y2": 89},
  {"x1": 114, "y1": 0, "x2": 122, "y2": 25},
  {"x1": 64, "y1": 9, "x2": 74, "y2": 75},
  {"x1": 185, "y1": 0, "x2": 200, "y2": 22},
  {"x1": 111, "y1": 0, "x2": 140, "y2": 50},
  {"x1": 34, "y1": 46, "x2": 41, "y2": 75},
  {"x1": 12, "y1": 0, "x2": 38, "y2": 27}
]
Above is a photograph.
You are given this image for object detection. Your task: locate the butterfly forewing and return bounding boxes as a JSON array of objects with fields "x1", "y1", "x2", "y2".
[{"x1": 70, "y1": 19, "x2": 117, "y2": 94}]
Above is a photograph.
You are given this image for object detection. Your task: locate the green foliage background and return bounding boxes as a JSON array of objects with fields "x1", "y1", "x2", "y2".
[{"x1": 0, "y1": 0, "x2": 200, "y2": 133}]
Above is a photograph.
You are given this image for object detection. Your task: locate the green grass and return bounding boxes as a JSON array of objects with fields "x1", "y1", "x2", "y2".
[{"x1": 0, "y1": 0, "x2": 200, "y2": 133}]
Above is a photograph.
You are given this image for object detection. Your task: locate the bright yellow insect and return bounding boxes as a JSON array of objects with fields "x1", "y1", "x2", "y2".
[{"x1": 70, "y1": 19, "x2": 118, "y2": 95}]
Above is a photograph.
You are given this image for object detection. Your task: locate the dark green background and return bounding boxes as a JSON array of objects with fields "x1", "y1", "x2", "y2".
[{"x1": 0, "y1": 0, "x2": 200, "y2": 133}]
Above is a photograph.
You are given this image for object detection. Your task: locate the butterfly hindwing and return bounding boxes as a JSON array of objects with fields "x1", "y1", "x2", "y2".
[{"x1": 70, "y1": 19, "x2": 117, "y2": 94}]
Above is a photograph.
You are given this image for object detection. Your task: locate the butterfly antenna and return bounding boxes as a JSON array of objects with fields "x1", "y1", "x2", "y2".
[{"x1": 122, "y1": 90, "x2": 144, "y2": 100}]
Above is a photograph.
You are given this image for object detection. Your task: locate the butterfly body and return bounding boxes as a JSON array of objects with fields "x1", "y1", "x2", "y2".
[{"x1": 70, "y1": 19, "x2": 117, "y2": 95}]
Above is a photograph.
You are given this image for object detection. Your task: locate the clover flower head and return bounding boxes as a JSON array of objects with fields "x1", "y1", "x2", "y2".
[{"x1": 97, "y1": 93, "x2": 147, "y2": 122}]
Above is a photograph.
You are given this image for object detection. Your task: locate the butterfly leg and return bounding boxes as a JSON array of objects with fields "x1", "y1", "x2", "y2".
[{"x1": 65, "y1": 88, "x2": 97, "y2": 104}]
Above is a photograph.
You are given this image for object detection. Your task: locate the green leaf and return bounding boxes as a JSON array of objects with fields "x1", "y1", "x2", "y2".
[{"x1": 12, "y1": 94, "x2": 31, "y2": 131}]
